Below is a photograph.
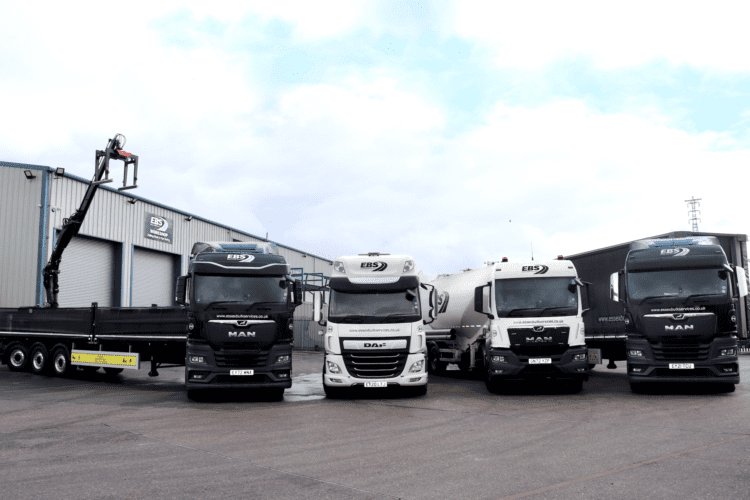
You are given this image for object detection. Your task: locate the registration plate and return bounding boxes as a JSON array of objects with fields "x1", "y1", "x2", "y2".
[
  {"x1": 364, "y1": 381, "x2": 387, "y2": 388},
  {"x1": 529, "y1": 358, "x2": 552, "y2": 364},
  {"x1": 669, "y1": 363, "x2": 694, "y2": 370},
  {"x1": 230, "y1": 369, "x2": 254, "y2": 376}
]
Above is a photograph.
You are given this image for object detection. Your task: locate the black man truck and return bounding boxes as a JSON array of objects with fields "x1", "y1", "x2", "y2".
[
  {"x1": 608, "y1": 236, "x2": 747, "y2": 392},
  {"x1": 0, "y1": 136, "x2": 302, "y2": 400},
  {"x1": 568, "y1": 231, "x2": 749, "y2": 390}
]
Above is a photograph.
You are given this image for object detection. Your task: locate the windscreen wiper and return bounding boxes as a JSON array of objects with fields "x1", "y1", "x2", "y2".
[
  {"x1": 202, "y1": 300, "x2": 243, "y2": 309},
  {"x1": 505, "y1": 307, "x2": 543, "y2": 317},
  {"x1": 382, "y1": 313, "x2": 418, "y2": 323},
  {"x1": 682, "y1": 293, "x2": 721, "y2": 303},
  {"x1": 540, "y1": 306, "x2": 576, "y2": 316},
  {"x1": 638, "y1": 294, "x2": 677, "y2": 305}
]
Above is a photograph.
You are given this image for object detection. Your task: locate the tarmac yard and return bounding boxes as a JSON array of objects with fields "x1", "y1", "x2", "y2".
[{"x1": 1, "y1": 352, "x2": 749, "y2": 500}]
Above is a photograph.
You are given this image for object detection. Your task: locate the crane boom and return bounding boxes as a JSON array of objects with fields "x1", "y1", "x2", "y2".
[{"x1": 42, "y1": 134, "x2": 139, "y2": 308}]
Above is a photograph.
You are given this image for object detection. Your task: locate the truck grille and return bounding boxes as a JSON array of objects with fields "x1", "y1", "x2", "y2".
[
  {"x1": 214, "y1": 349, "x2": 269, "y2": 368},
  {"x1": 652, "y1": 341, "x2": 710, "y2": 361},
  {"x1": 509, "y1": 327, "x2": 570, "y2": 357},
  {"x1": 340, "y1": 337, "x2": 409, "y2": 379}
]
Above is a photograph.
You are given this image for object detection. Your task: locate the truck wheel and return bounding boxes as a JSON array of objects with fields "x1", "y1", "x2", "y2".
[
  {"x1": 323, "y1": 383, "x2": 347, "y2": 399},
  {"x1": 428, "y1": 346, "x2": 447, "y2": 374},
  {"x1": 29, "y1": 344, "x2": 49, "y2": 375},
  {"x1": 413, "y1": 384, "x2": 427, "y2": 397},
  {"x1": 50, "y1": 345, "x2": 71, "y2": 377},
  {"x1": 6, "y1": 344, "x2": 29, "y2": 372},
  {"x1": 566, "y1": 379, "x2": 584, "y2": 394},
  {"x1": 266, "y1": 388, "x2": 285, "y2": 401},
  {"x1": 103, "y1": 368, "x2": 124, "y2": 376},
  {"x1": 717, "y1": 383, "x2": 736, "y2": 394}
]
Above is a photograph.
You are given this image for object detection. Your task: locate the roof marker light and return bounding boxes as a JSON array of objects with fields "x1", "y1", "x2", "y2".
[{"x1": 501, "y1": 257, "x2": 508, "y2": 262}]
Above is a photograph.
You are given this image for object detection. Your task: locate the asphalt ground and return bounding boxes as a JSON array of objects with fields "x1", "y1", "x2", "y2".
[{"x1": 1, "y1": 353, "x2": 749, "y2": 500}]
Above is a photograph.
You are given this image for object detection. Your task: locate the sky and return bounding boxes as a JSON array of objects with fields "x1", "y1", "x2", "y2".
[{"x1": 2, "y1": 1, "x2": 750, "y2": 275}]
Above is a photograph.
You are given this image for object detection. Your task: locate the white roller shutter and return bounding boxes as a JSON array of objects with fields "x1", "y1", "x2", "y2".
[
  {"x1": 57, "y1": 235, "x2": 117, "y2": 307},
  {"x1": 132, "y1": 247, "x2": 176, "y2": 307}
]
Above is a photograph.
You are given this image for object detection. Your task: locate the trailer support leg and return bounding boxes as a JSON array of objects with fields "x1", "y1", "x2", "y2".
[
  {"x1": 607, "y1": 359, "x2": 617, "y2": 369},
  {"x1": 148, "y1": 357, "x2": 159, "y2": 377}
]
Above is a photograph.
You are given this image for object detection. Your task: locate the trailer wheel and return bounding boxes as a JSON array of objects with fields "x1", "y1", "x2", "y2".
[
  {"x1": 6, "y1": 344, "x2": 29, "y2": 372},
  {"x1": 29, "y1": 343, "x2": 49, "y2": 375},
  {"x1": 50, "y1": 345, "x2": 71, "y2": 377},
  {"x1": 428, "y1": 345, "x2": 447, "y2": 374},
  {"x1": 103, "y1": 368, "x2": 124, "y2": 376}
]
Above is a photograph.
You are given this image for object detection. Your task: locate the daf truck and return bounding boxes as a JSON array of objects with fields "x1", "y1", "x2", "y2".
[
  {"x1": 312, "y1": 253, "x2": 437, "y2": 398},
  {"x1": 426, "y1": 258, "x2": 591, "y2": 393},
  {"x1": 608, "y1": 236, "x2": 747, "y2": 392}
]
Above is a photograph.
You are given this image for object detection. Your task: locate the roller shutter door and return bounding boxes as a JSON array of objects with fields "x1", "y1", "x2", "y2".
[
  {"x1": 132, "y1": 247, "x2": 176, "y2": 307},
  {"x1": 57, "y1": 235, "x2": 117, "y2": 307}
]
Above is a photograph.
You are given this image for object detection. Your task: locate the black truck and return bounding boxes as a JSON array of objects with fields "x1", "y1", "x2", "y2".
[
  {"x1": 0, "y1": 136, "x2": 302, "y2": 400},
  {"x1": 569, "y1": 232, "x2": 748, "y2": 392}
]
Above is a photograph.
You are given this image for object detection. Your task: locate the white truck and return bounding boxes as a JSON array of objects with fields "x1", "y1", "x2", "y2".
[
  {"x1": 313, "y1": 253, "x2": 438, "y2": 397},
  {"x1": 426, "y1": 257, "x2": 592, "y2": 393}
]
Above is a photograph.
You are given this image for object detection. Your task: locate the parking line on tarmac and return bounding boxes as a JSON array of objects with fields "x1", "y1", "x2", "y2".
[
  {"x1": 102, "y1": 423, "x2": 401, "y2": 499},
  {"x1": 497, "y1": 434, "x2": 749, "y2": 500}
]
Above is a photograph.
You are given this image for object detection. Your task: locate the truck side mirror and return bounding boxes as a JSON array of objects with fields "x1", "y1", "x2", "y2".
[
  {"x1": 293, "y1": 280, "x2": 303, "y2": 306},
  {"x1": 430, "y1": 288, "x2": 438, "y2": 320},
  {"x1": 313, "y1": 292, "x2": 326, "y2": 325},
  {"x1": 175, "y1": 275, "x2": 188, "y2": 305},
  {"x1": 736, "y1": 266, "x2": 748, "y2": 297},
  {"x1": 474, "y1": 284, "x2": 494, "y2": 320},
  {"x1": 610, "y1": 272, "x2": 619, "y2": 302}
]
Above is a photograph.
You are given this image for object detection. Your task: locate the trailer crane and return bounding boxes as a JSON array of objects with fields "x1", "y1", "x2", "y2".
[{"x1": 42, "y1": 134, "x2": 138, "y2": 308}]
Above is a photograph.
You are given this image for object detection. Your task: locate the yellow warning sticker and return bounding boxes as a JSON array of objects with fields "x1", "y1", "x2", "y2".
[{"x1": 71, "y1": 350, "x2": 140, "y2": 370}]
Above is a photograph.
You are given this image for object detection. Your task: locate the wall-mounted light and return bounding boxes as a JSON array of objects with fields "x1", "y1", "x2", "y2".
[
  {"x1": 185, "y1": 215, "x2": 193, "y2": 221},
  {"x1": 54, "y1": 167, "x2": 65, "y2": 177},
  {"x1": 127, "y1": 198, "x2": 137, "y2": 205},
  {"x1": 23, "y1": 170, "x2": 36, "y2": 180}
]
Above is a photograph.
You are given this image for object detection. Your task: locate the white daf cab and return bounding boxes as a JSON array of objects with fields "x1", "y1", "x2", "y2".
[{"x1": 313, "y1": 253, "x2": 437, "y2": 397}]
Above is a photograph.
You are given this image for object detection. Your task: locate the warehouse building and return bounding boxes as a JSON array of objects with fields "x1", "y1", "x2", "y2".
[{"x1": 0, "y1": 161, "x2": 330, "y2": 348}]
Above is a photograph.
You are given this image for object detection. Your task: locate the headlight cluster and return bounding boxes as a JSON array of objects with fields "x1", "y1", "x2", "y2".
[
  {"x1": 628, "y1": 350, "x2": 643, "y2": 358},
  {"x1": 189, "y1": 356, "x2": 205, "y2": 364},
  {"x1": 720, "y1": 348, "x2": 736, "y2": 356},
  {"x1": 326, "y1": 360, "x2": 341, "y2": 374},
  {"x1": 409, "y1": 360, "x2": 424, "y2": 373},
  {"x1": 573, "y1": 354, "x2": 587, "y2": 361}
]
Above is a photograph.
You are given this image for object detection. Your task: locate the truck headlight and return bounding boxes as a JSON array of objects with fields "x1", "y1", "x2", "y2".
[
  {"x1": 574, "y1": 354, "x2": 587, "y2": 361},
  {"x1": 491, "y1": 356, "x2": 505, "y2": 362},
  {"x1": 333, "y1": 261, "x2": 345, "y2": 273},
  {"x1": 189, "y1": 356, "x2": 205, "y2": 364},
  {"x1": 628, "y1": 350, "x2": 643, "y2": 358},
  {"x1": 720, "y1": 348, "x2": 736, "y2": 356},
  {"x1": 276, "y1": 355, "x2": 290, "y2": 363},
  {"x1": 326, "y1": 361, "x2": 341, "y2": 374},
  {"x1": 409, "y1": 360, "x2": 424, "y2": 373},
  {"x1": 403, "y1": 260, "x2": 415, "y2": 273}
]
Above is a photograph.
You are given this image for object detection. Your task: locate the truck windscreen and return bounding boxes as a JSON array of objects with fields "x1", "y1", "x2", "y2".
[
  {"x1": 194, "y1": 275, "x2": 287, "y2": 306},
  {"x1": 329, "y1": 288, "x2": 421, "y2": 322},
  {"x1": 495, "y1": 278, "x2": 578, "y2": 317},
  {"x1": 627, "y1": 268, "x2": 727, "y2": 302}
]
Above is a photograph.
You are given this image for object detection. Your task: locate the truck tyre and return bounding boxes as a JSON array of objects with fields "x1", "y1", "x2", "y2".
[
  {"x1": 428, "y1": 345, "x2": 447, "y2": 374},
  {"x1": 266, "y1": 388, "x2": 285, "y2": 401},
  {"x1": 50, "y1": 345, "x2": 71, "y2": 377},
  {"x1": 29, "y1": 343, "x2": 49, "y2": 375},
  {"x1": 411, "y1": 384, "x2": 427, "y2": 397},
  {"x1": 323, "y1": 382, "x2": 348, "y2": 399},
  {"x1": 6, "y1": 344, "x2": 29, "y2": 372},
  {"x1": 567, "y1": 379, "x2": 584, "y2": 394},
  {"x1": 103, "y1": 368, "x2": 124, "y2": 376}
]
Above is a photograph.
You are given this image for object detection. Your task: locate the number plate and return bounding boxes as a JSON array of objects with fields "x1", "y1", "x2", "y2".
[
  {"x1": 230, "y1": 369, "x2": 254, "y2": 376},
  {"x1": 668, "y1": 363, "x2": 694, "y2": 370},
  {"x1": 529, "y1": 358, "x2": 552, "y2": 364},
  {"x1": 364, "y1": 381, "x2": 387, "y2": 388}
]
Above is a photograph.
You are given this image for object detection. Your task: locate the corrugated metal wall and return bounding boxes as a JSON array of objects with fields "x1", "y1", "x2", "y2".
[
  {"x1": 0, "y1": 164, "x2": 44, "y2": 307},
  {"x1": 292, "y1": 302, "x2": 324, "y2": 351},
  {"x1": 44, "y1": 171, "x2": 332, "y2": 307}
]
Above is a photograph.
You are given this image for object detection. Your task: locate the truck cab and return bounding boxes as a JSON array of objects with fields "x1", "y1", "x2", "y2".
[
  {"x1": 313, "y1": 253, "x2": 437, "y2": 397},
  {"x1": 610, "y1": 236, "x2": 748, "y2": 392},
  {"x1": 177, "y1": 241, "x2": 302, "y2": 400}
]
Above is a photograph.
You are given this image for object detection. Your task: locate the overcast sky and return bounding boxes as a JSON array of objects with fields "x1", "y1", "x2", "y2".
[{"x1": 2, "y1": 1, "x2": 749, "y2": 275}]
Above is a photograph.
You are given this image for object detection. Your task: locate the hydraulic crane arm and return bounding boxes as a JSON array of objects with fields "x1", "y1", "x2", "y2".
[{"x1": 42, "y1": 134, "x2": 139, "y2": 308}]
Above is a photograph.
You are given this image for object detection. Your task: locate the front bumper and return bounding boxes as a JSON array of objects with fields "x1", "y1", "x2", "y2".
[
  {"x1": 185, "y1": 342, "x2": 292, "y2": 390},
  {"x1": 487, "y1": 346, "x2": 589, "y2": 381},
  {"x1": 626, "y1": 337, "x2": 740, "y2": 384},
  {"x1": 323, "y1": 352, "x2": 427, "y2": 387}
]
